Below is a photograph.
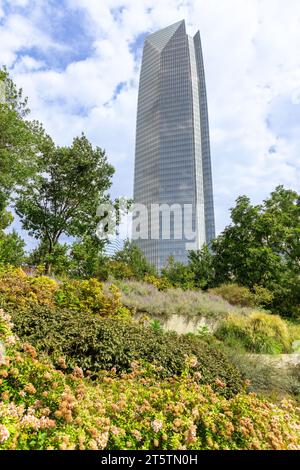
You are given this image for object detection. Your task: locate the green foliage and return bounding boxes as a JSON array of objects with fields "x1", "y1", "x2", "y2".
[
  {"x1": 0, "y1": 208, "x2": 13, "y2": 231},
  {"x1": 107, "y1": 260, "x2": 135, "y2": 280},
  {"x1": 196, "y1": 326, "x2": 212, "y2": 341},
  {"x1": 27, "y1": 241, "x2": 71, "y2": 276},
  {"x1": 54, "y1": 279, "x2": 123, "y2": 317},
  {"x1": 215, "y1": 311, "x2": 292, "y2": 354},
  {"x1": 1, "y1": 309, "x2": 300, "y2": 450},
  {"x1": 288, "y1": 322, "x2": 300, "y2": 344},
  {"x1": 212, "y1": 187, "x2": 300, "y2": 318},
  {"x1": 210, "y1": 284, "x2": 256, "y2": 307},
  {"x1": 0, "y1": 268, "x2": 57, "y2": 312},
  {"x1": 29, "y1": 236, "x2": 110, "y2": 279},
  {"x1": 150, "y1": 319, "x2": 163, "y2": 332},
  {"x1": 0, "y1": 230, "x2": 25, "y2": 266},
  {"x1": 268, "y1": 272, "x2": 300, "y2": 320},
  {"x1": 12, "y1": 306, "x2": 244, "y2": 398},
  {"x1": 69, "y1": 236, "x2": 107, "y2": 279},
  {"x1": 210, "y1": 283, "x2": 273, "y2": 308},
  {"x1": 188, "y1": 245, "x2": 215, "y2": 289},
  {"x1": 252, "y1": 284, "x2": 275, "y2": 306},
  {"x1": 0, "y1": 268, "x2": 126, "y2": 319},
  {"x1": 0, "y1": 68, "x2": 40, "y2": 211},
  {"x1": 15, "y1": 134, "x2": 114, "y2": 274},
  {"x1": 144, "y1": 274, "x2": 172, "y2": 291},
  {"x1": 113, "y1": 240, "x2": 156, "y2": 280},
  {"x1": 161, "y1": 257, "x2": 194, "y2": 290}
]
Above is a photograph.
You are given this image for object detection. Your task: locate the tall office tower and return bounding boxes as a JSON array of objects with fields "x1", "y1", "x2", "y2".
[{"x1": 133, "y1": 20, "x2": 215, "y2": 269}]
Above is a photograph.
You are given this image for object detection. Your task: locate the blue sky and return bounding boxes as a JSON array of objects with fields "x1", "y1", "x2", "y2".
[{"x1": 0, "y1": 0, "x2": 299, "y2": 249}]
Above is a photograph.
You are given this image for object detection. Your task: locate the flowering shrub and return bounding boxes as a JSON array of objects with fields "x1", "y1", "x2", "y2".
[
  {"x1": 215, "y1": 311, "x2": 291, "y2": 354},
  {"x1": 0, "y1": 309, "x2": 300, "y2": 450}
]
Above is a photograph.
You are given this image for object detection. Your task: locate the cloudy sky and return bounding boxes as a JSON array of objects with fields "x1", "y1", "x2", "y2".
[{"x1": 1, "y1": 0, "x2": 299, "y2": 244}]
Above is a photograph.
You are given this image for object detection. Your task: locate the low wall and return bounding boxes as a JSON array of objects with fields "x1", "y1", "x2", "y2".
[
  {"x1": 135, "y1": 313, "x2": 300, "y2": 370},
  {"x1": 135, "y1": 312, "x2": 217, "y2": 335}
]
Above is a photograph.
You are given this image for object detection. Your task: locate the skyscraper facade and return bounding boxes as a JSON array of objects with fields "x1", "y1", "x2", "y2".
[{"x1": 133, "y1": 20, "x2": 215, "y2": 269}]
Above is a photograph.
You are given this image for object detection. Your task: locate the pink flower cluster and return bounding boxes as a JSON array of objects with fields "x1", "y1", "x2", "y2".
[
  {"x1": 0, "y1": 424, "x2": 10, "y2": 444},
  {"x1": 21, "y1": 414, "x2": 56, "y2": 431},
  {"x1": 151, "y1": 419, "x2": 163, "y2": 433}
]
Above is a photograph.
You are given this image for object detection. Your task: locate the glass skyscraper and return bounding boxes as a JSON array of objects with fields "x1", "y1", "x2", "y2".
[{"x1": 133, "y1": 20, "x2": 215, "y2": 269}]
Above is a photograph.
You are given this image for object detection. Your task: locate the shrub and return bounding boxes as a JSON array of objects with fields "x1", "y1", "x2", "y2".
[
  {"x1": 215, "y1": 311, "x2": 291, "y2": 354},
  {"x1": 54, "y1": 279, "x2": 123, "y2": 317},
  {"x1": 252, "y1": 285, "x2": 274, "y2": 307},
  {"x1": 0, "y1": 268, "x2": 57, "y2": 312},
  {"x1": 144, "y1": 274, "x2": 172, "y2": 291},
  {"x1": 289, "y1": 323, "x2": 300, "y2": 340},
  {"x1": 210, "y1": 283, "x2": 273, "y2": 308},
  {"x1": 113, "y1": 240, "x2": 156, "y2": 280},
  {"x1": 107, "y1": 260, "x2": 135, "y2": 280},
  {"x1": 1, "y1": 309, "x2": 300, "y2": 450},
  {"x1": 0, "y1": 269, "x2": 126, "y2": 318},
  {"x1": 11, "y1": 305, "x2": 244, "y2": 397},
  {"x1": 161, "y1": 257, "x2": 195, "y2": 290}
]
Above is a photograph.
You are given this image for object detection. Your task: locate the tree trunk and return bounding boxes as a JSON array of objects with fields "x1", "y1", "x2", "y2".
[
  {"x1": 45, "y1": 239, "x2": 53, "y2": 276},
  {"x1": 45, "y1": 261, "x2": 52, "y2": 276}
]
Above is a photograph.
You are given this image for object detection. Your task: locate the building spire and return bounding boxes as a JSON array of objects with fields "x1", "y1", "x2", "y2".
[{"x1": 146, "y1": 20, "x2": 185, "y2": 51}]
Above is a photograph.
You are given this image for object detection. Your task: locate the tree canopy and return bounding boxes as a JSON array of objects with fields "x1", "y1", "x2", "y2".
[
  {"x1": 0, "y1": 67, "x2": 42, "y2": 212},
  {"x1": 15, "y1": 134, "x2": 114, "y2": 273},
  {"x1": 211, "y1": 186, "x2": 300, "y2": 317}
]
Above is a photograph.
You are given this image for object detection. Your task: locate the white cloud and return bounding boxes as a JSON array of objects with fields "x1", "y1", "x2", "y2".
[
  {"x1": 1, "y1": 0, "x2": 299, "y2": 241},
  {"x1": 13, "y1": 55, "x2": 45, "y2": 72},
  {"x1": 0, "y1": 11, "x2": 68, "y2": 67}
]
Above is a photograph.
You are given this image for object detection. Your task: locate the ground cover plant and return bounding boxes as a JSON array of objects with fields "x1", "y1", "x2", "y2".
[{"x1": 1, "y1": 309, "x2": 300, "y2": 450}]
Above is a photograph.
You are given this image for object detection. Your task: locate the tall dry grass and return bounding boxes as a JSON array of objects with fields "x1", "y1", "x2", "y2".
[{"x1": 105, "y1": 279, "x2": 254, "y2": 320}]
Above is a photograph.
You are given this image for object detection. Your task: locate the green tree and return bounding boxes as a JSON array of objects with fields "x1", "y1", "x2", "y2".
[
  {"x1": 0, "y1": 67, "x2": 41, "y2": 212},
  {"x1": 27, "y1": 240, "x2": 71, "y2": 276},
  {"x1": 113, "y1": 239, "x2": 156, "y2": 280},
  {"x1": 0, "y1": 68, "x2": 46, "y2": 268},
  {"x1": 188, "y1": 245, "x2": 215, "y2": 289},
  {"x1": 212, "y1": 186, "x2": 300, "y2": 317},
  {"x1": 0, "y1": 230, "x2": 25, "y2": 266},
  {"x1": 161, "y1": 256, "x2": 194, "y2": 290},
  {"x1": 70, "y1": 236, "x2": 108, "y2": 279},
  {"x1": 212, "y1": 195, "x2": 281, "y2": 287},
  {"x1": 15, "y1": 134, "x2": 114, "y2": 274},
  {"x1": 0, "y1": 207, "x2": 25, "y2": 266}
]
